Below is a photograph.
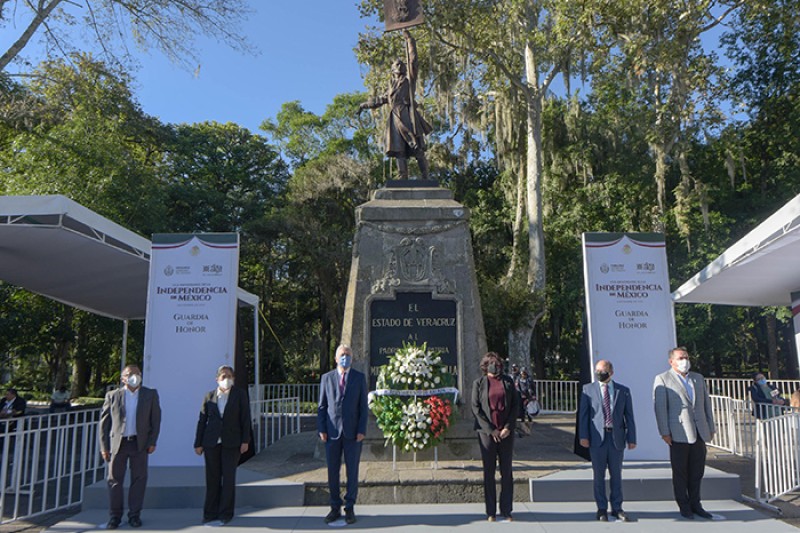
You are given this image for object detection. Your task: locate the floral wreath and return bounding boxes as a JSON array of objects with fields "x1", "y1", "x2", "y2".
[{"x1": 368, "y1": 342, "x2": 458, "y2": 452}]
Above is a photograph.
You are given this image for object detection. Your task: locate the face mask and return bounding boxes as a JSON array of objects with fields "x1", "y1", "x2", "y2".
[
  {"x1": 338, "y1": 355, "x2": 352, "y2": 369},
  {"x1": 595, "y1": 371, "x2": 610, "y2": 382},
  {"x1": 757, "y1": 379, "x2": 767, "y2": 386},
  {"x1": 487, "y1": 363, "x2": 500, "y2": 375},
  {"x1": 126, "y1": 374, "x2": 141, "y2": 388},
  {"x1": 218, "y1": 378, "x2": 234, "y2": 390},
  {"x1": 675, "y1": 359, "x2": 691, "y2": 373}
]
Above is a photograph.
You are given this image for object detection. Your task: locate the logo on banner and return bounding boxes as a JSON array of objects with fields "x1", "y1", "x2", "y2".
[
  {"x1": 600, "y1": 263, "x2": 609, "y2": 273},
  {"x1": 203, "y1": 264, "x2": 223, "y2": 276},
  {"x1": 190, "y1": 246, "x2": 200, "y2": 256},
  {"x1": 164, "y1": 265, "x2": 174, "y2": 276},
  {"x1": 622, "y1": 244, "x2": 632, "y2": 254},
  {"x1": 637, "y1": 262, "x2": 656, "y2": 272}
]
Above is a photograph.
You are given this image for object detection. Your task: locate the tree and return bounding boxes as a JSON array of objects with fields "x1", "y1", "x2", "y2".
[
  {"x1": 1, "y1": 54, "x2": 169, "y2": 232},
  {"x1": 262, "y1": 96, "x2": 376, "y2": 375},
  {"x1": 0, "y1": 0, "x2": 251, "y2": 72}
]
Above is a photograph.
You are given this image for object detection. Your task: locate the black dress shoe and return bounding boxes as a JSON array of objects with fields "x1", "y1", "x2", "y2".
[
  {"x1": 106, "y1": 517, "x2": 121, "y2": 530},
  {"x1": 324, "y1": 508, "x2": 342, "y2": 524},
  {"x1": 129, "y1": 516, "x2": 142, "y2": 528},
  {"x1": 692, "y1": 507, "x2": 713, "y2": 519},
  {"x1": 611, "y1": 510, "x2": 630, "y2": 522},
  {"x1": 680, "y1": 510, "x2": 695, "y2": 519},
  {"x1": 345, "y1": 508, "x2": 356, "y2": 524},
  {"x1": 596, "y1": 509, "x2": 608, "y2": 521}
]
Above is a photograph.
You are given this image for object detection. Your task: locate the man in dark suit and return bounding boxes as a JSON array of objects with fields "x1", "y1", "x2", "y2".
[
  {"x1": 194, "y1": 365, "x2": 251, "y2": 525},
  {"x1": 653, "y1": 347, "x2": 715, "y2": 520},
  {"x1": 579, "y1": 360, "x2": 636, "y2": 522},
  {"x1": 0, "y1": 388, "x2": 26, "y2": 418},
  {"x1": 100, "y1": 365, "x2": 162, "y2": 529},
  {"x1": 317, "y1": 344, "x2": 368, "y2": 525}
]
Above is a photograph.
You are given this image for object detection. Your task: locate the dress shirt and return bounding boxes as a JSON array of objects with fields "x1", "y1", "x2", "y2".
[
  {"x1": 672, "y1": 369, "x2": 695, "y2": 405},
  {"x1": 216, "y1": 387, "x2": 230, "y2": 416},
  {"x1": 123, "y1": 387, "x2": 139, "y2": 437}
]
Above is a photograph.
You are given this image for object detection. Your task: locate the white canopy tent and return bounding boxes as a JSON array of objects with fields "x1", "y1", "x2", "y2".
[
  {"x1": 672, "y1": 192, "x2": 800, "y2": 369},
  {"x1": 0, "y1": 195, "x2": 261, "y2": 384}
]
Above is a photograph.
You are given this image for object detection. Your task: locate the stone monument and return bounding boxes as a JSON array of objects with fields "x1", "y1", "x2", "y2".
[
  {"x1": 342, "y1": 4, "x2": 487, "y2": 460},
  {"x1": 341, "y1": 181, "x2": 488, "y2": 460}
]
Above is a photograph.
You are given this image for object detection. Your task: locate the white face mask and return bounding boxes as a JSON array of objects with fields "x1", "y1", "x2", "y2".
[
  {"x1": 218, "y1": 378, "x2": 234, "y2": 390},
  {"x1": 675, "y1": 359, "x2": 691, "y2": 373},
  {"x1": 126, "y1": 374, "x2": 141, "y2": 388}
]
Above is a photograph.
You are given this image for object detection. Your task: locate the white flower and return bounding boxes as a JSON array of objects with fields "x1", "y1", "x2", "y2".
[{"x1": 434, "y1": 377, "x2": 441, "y2": 384}]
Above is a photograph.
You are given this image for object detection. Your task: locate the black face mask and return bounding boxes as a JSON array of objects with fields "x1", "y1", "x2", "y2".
[
  {"x1": 487, "y1": 363, "x2": 500, "y2": 375},
  {"x1": 595, "y1": 371, "x2": 610, "y2": 382}
]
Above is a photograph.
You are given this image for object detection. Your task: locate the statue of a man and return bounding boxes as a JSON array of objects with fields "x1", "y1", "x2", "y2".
[{"x1": 360, "y1": 30, "x2": 431, "y2": 180}]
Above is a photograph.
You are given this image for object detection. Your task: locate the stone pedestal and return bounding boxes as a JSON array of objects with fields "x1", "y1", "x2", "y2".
[{"x1": 341, "y1": 183, "x2": 487, "y2": 427}]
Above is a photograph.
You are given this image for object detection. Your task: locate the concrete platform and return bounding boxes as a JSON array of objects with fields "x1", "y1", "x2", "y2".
[
  {"x1": 82, "y1": 467, "x2": 304, "y2": 510},
  {"x1": 45, "y1": 501, "x2": 796, "y2": 533},
  {"x1": 531, "y1": 462, "x2": 741, "y2": 502}
]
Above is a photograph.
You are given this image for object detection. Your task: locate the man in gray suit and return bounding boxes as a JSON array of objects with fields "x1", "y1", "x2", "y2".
[
  {"x1": 100, "y1": 365, "x2": 162, "y2": 529},
  {"x1": 653, "y1": 347, "x2": 715, "y2": 520},
  {"x1": 579, "y1": 360, "x2": 636, "y2": 522}
]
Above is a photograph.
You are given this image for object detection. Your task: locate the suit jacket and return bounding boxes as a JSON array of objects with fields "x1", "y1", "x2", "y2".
[
  {"x1": 471, "y1": 375, "x2": 520, "y2": 434},
  {"x1": 750, "y1": 382, "x2": 782, "y2": 419},
  {"x1": 653, "y1": 370, "x2": 714, "y2": 444},
  {"x1": 0, "y1": 396, "x2": 26, "y2": 417},
  {"x1": 99, "y1": 386, "x2": 162, "y2": 454},
  {"x1": 317, "y1": 368, "x2": 368, "y2": 440},
  {"x1": 578, "y1": 380, "x2": 636, "y2": 450},
  {"x1": 194, "y1": 386, "x2": 251, "y2": 449}
]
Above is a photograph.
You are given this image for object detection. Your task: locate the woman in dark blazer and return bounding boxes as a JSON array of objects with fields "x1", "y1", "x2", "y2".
[
  {"x1": 471, "y1": 352, "x2": 520, "y2": 522},
  {"x1": 194, "y1": 365, "x2": 251, "y2": 525}
]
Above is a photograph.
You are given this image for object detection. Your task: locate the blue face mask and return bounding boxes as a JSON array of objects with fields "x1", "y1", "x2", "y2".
[
  {"x1": 757, "y1": 379, "x2": 767, "y2": 386},
  {"x1": 339, "y1": 355, "x2": 352, "y2": 369}
]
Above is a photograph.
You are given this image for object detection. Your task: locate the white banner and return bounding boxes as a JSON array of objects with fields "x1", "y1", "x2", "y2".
[
  {"x1": 144, "y1": 234, "x2": 239, "y2": 466},
  {"x1": 583, "y1": 233, "x2": 676, "y2": 460}
]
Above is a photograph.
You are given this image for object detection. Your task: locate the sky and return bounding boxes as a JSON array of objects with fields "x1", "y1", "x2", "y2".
[{"x1": 3, "y1": 1, "x2": 381, "y2": 134}]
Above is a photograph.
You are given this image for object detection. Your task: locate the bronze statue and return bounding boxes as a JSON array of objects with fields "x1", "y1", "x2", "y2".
[{"x1": 360, "y1": 30, "x2": 431, "y2": 180}]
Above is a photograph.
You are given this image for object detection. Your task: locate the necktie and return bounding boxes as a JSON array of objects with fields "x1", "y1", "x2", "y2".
[
  {"x1": 339, "y1": 372, "x2": 346, "y2": 395},
  {"x1": 602, "y1": 384, "x2": 612, "y2": 427}
]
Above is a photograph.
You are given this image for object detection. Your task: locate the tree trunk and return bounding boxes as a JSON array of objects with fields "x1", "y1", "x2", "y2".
[
  {"x1": 72, "y1": 353, "x2": 88, "y2": 397},
  {"x1": 524, "y1": 80, "x2": 545, "y2": 293},
  {"x1": 505, "y1": 163, "x2": 526, "y2": 281},
  {"x1": 507, "y1": 325, "x2": 533, "y2": 375}
]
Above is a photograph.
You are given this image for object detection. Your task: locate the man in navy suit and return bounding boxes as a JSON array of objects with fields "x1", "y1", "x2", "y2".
[
  {"x1": 317, "y1": 344, "x2": 368, "y2": 525},
  {"x1": 579, "y1": 359, "x2": 636, "y2": 522}
]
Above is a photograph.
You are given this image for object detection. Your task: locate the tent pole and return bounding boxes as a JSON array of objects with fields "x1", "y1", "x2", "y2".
[
  {"x1": 121, "y1": 319, "x2": 129, "y2": 373},
  {"x1": 254, "y1": 303, "x2": 261, "y2": 401}
]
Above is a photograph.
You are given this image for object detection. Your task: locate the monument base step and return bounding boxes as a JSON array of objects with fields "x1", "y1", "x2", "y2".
[
  {"x1": 529, "y1": 462, "x2": 741, "y2": 502},
  {"x1": 82, "y1": 466, "x2": 304, "y2": 510}
]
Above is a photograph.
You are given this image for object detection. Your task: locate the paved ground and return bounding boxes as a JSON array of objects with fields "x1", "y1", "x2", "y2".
[{"x1": 43, "y1": 501, "x2": 800, "y2": 533}]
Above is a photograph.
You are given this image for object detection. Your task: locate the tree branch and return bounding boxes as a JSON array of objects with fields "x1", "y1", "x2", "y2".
[{"x1": 0, "y1": 0, "x2": 64, "y2": 71}]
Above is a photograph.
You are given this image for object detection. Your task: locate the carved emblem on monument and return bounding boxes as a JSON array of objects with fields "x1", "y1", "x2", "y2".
[{"x1": 372, "y1": 237, "x2": 454, "y2": 294}]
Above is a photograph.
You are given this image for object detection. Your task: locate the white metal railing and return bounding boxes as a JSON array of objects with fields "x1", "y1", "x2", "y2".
[
  {"x1": 755, "y1": 410, "x2": 800, "y2": 502},
  {"x1": 0, "y1": 408, "x2": 105, "y2": 524},
  {"x1": 252, "y1": 384, "x2": 319, "y2": 414},
  {"x1": 706, "y1": 378, "x2": 800, "y2": 402},
  {"x1": 709, "y1": 395, "x2": 758, "y2": 457},
  {"x1": 249, "y1": 398, "x2": 302, "y2": 454},
  {"x1": 533, "y1": 380, "x2": 579, "y2": 414},
  {"x1": 256, "y1": 380, "x2": 580, "y2": 415}
]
